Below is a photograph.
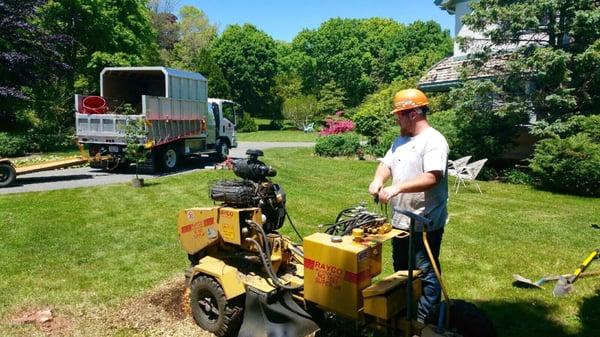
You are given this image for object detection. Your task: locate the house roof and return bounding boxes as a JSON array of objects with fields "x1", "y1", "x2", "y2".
[
  {"x1": 418, "y1": 53, "x2": 511, "y2": 92},
  {"x1": 434, "y1": 0, "x2": 470, "y2": 14}
]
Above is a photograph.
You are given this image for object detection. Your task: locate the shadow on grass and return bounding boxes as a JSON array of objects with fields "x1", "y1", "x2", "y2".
[
  {"x1": 577, "y1": 290, "x2": 600, "y2": 337},
  {"x1": 140, "y1": 180, "x2": 161, "y2": 187},
  {"x1": 479, "y1": 300, "x2": 567, "y2": 337},
  {"x1": 478, "y1": 293, "x2": 600, "y2": 337}
]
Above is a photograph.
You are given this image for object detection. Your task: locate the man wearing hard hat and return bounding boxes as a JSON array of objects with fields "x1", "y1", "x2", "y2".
[{"x1": 368, "y1": 88, "x2": 449, "y2": 323}]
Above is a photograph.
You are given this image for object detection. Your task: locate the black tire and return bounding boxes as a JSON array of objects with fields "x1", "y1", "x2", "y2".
[
  {"x1": 153, "y1": 145, "x2": 180, "y2": 172},
  {"x1": 426, "y1": 299, "x2": 496, "y2": 337},
  {"x1": 106, "y1": 160, "x2": 130, "y2": 172},
  {"x1": 190, "y1": 275, "x2": 244, "y2": 337},
  {"x1": 215, "y1": 139, "x2": 229, "y2": 162},
  {"x1": 0, "y1": 163, "x2": 16, "y2": 187}
]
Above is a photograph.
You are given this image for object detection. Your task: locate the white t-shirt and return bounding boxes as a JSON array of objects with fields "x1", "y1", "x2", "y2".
[{"x1": 379, "y1": 127, "x2": 449, "y2": 232}]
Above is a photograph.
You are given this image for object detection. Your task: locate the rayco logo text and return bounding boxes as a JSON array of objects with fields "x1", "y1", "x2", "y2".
[{"x1": 305, "y1": 259, "x2": 343, "y2": 289}]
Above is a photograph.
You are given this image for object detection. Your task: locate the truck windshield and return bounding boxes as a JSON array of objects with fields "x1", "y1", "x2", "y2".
[{"x1": 222, "y1": 102, "x2": 235, "y2": 124}]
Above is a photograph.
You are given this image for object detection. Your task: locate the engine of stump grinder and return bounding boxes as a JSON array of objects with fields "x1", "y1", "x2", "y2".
[{"x1": 176, "y1": 150, "x2": 471, "y2": 337}]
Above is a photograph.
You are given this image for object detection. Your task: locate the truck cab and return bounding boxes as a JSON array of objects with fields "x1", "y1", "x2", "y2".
[{"x1": 208, "y1": 98, "x2": 239, "y2": 156}]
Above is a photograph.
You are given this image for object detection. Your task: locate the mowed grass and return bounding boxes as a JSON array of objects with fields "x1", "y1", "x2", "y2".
[
  {"x1": 237, "y1": 130, "x2": 318, "y2": 142},
  {"x1": 1, "y1": 147, "x2": 599, "y2": 336}
]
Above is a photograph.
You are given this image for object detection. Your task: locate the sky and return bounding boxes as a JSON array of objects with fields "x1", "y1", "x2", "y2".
[{"x1": 176, "y1": 0, "x2": 455, "y2": 42}]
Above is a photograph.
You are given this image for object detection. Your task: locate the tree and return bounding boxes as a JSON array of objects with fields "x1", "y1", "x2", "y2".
[
  {"x1": 193, "y1": 49, "x2": 231, "y2": 98},
  {"x1": 448, "y1": 81, "x2": 527, "y2": 159},
  {"x1": 151, "y1": 12, "x2": 179, "y2": 51},
  {"x1": 461, "y1": 0, "x2": 600, "y2": 122},
  {"x1": 169, "y1": 6, "x2": 217, "y2": 69},
  {"x1": 291, "y1": 19, "x2": 375, "y2": 107},
  {"x1": 0, "y1": 0, "x2": 69, "y2": 131},
  {"x1": 147, "y1": 0, "x2": 179, "y2": 14},
  {"x1": 317, "y1": 80, "x2": 346, "y2": 116},
  {"x1": 123, "y1": 117, "x2": 149, "y2": 186},
  {"x1": 147, "y1": 1, "x2": 180, "y2": 63},
  {"x1": 290, "y1": 18, "x2": 451, "y2": 107},
  {"x1": 273, "y1": 41, "x2": 304, "y2": 100},
  {"x1": 212, "y1": 24, "x2": 280, "y2": 117},
  {"x1": 166, "y1": 6, "x2": 230, "y2": 97},
  {"x1": 282, "y1": 95, "x2": 318, "y2": 130},
  {"x1": 37, "y1": 0, "x2": 159, "y2": 94}
]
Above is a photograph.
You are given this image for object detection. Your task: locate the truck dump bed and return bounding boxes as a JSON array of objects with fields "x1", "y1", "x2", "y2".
[{"x1": 75, "y1": 67, "x2": 210, "y2": 147}]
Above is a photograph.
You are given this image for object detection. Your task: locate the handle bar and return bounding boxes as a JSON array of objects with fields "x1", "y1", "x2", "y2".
[{"x1": 393, "y1": 207, "x2": 433, "y2": 227}]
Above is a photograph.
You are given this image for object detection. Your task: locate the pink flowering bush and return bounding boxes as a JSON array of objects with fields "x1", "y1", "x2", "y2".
[{"x1": 319, "y1": 113, "x2": 355, "y2": 136}]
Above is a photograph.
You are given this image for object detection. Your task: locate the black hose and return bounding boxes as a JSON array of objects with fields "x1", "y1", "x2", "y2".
[
  {"x1": 284, "y1": 208, "x2": 304, "y2": 243},
  {"x1": 245, "y1": 237, "x2": 303, "y2": 290},
  {"x1": 248, "y1": 220, "x2": 271, "y2": 256}
]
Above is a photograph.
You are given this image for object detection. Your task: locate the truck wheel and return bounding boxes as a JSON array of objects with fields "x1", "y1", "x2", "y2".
[
  {"x1": 0, "y1": 163, "x2": 16, "y2": 187},
  {"x1": 190, "y1": 276, "x2": 243, "y2": 337},
  {"x1": 153, "y1": 145, "x2": 179, "y2": 172},
  {"x1": 215, "y1": 139, "x2": 229, "y2": 162},
  {"x1": 426, "y1": 299, "x2": 496, "y2": 337},
  {"x1": 163, "y1": 147, "x2": 179, "y2": 170}
]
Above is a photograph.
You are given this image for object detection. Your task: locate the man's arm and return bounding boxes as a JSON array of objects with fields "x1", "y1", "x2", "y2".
[
  {"x1": 369, "y1": 162, "x2": 392, "y2": 195},
  {"x1": 378, "y1": 170, "x2": 442, "y2": 203}
]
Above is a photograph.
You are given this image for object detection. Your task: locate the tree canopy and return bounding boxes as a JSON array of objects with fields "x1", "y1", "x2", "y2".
[
  {"x1": 212, "y1": 24, "x2": 281, "y2": 117},
  {"x1": 0, "y1": 0, "x2": 69, "y2": 131},
  {"x1": 289, "y1": 18, "x2": 452, "y2": 109},
  {"x1": 461, "y1": 0, "x2": 600, "y2": 121},
  {"x1": 1, "y1": 2, "x2": 454, "y2": 154},
  {"x1": 38, "y1": 0, "x2": 159, "y2": 93}
]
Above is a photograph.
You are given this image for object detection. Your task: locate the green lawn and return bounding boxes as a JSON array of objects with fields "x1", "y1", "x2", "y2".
[
  {"x1": 237, "y1": 130, "x2": 318, "y2": 142},
  {"x1": 1, "y1": 147, "x2": 599, "y2": 336}
]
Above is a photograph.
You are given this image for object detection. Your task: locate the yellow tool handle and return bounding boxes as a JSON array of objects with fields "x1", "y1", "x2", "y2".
[
  {"x1": 423, "y1": 230, "x2": 450, "y2": 329},
  {"x1": 572, "y1": 249, "x2": 600, "y2": 282}
]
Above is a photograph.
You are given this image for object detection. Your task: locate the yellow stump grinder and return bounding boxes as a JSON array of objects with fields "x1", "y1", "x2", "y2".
[{"x1": 176, "y1": 150, "x2": 496, "y2": 337}]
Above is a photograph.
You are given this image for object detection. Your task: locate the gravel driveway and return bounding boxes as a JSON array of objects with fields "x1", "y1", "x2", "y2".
[{"x1": 0, "y1": 142, "x2": 314, "y2": 195}]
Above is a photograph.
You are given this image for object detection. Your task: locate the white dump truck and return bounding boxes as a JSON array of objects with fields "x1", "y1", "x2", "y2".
[{"x1": 74, "y1": 67, "x2": 238, "y2": 171}]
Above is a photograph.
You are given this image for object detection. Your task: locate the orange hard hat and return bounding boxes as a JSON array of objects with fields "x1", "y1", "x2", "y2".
[{"x1": 391, "y1": 89, "x2": 429, "y2": 114}]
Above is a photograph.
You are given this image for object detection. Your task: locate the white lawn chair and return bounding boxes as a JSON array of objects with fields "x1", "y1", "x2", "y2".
[
  {"x1": 455, "y1": 158, "x2": 488, "y2": 193},
  {"x1": 303, "y1": 122, "x2": 315, "y2": 133},
  {"x1": 447, "y1": 156, "x2": 472, "y2": 177}
]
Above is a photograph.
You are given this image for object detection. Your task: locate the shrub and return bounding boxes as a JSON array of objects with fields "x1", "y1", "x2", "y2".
[
  {"x1": 27, "y1": 130, "x2": 74, "y2": 152},
  {"x1": 0, "y1": 132, "x2": 29, "y2": 157},
  {"x1": 478, "y1": 166, "x2": 499, "y2": 181},
  {"x1": 353, "y1": 89, "x2": 395, "y2": 141},
  {"x1": 353, "y1": 79, "x2": 411, "y2": 143},
  {"x1": 319, "y1": 117, "x2": 355, "y2": 136},
  {"x1": 258, "y1": 119, "x2": 284, "y2": 131},
  {"x1": 236, "y1": 112, "x2": 258, "y2": 132},
  {"x1": 365, "y1": 127, "x2": 399, "y2": 157},
  {"x1": 499, "y1": 168, "x2": 533, "y2": 185},
  {"x1": 268, "y1": 119, "x2": 284, "y2": 130},
  {"x1": 530, "y1": 133, "x2": 600, "y2": 197},
  {"x1": 428, "y1": 109, "x2": 459, "y2": 156},
  {"x1": 314, "y1": 133, "x2": 361, "y2": 157}
]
